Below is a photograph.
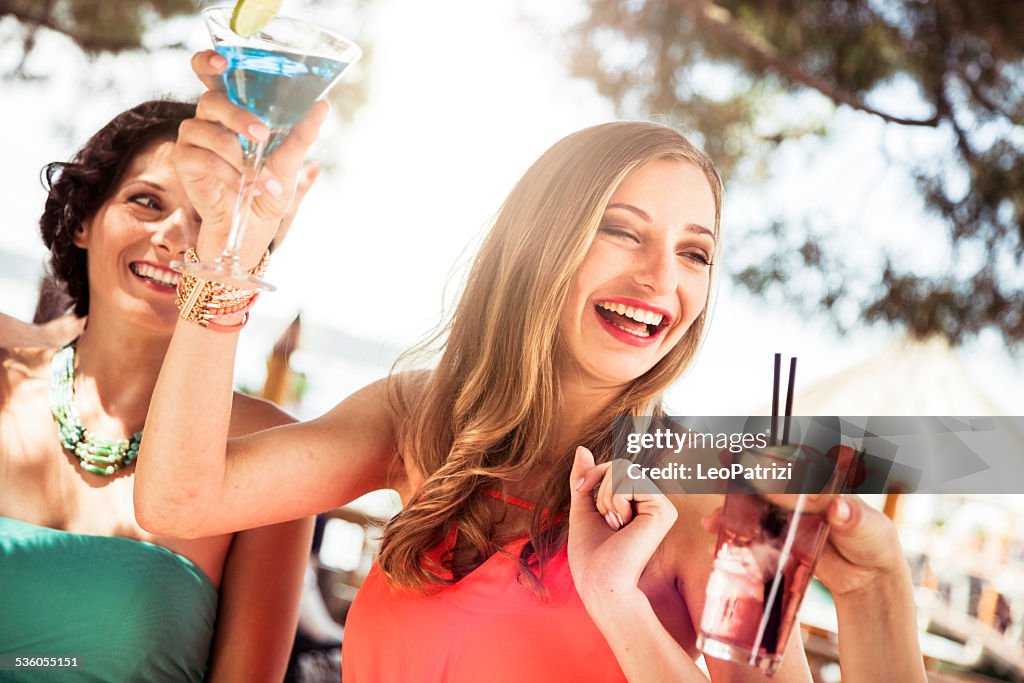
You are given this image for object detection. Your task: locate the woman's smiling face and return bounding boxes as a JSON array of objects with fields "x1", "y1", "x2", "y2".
[
  {"x1": 557, "y1": 157, "x2": 718, "y2": 392},
  {"x1": 74, "y1": 141, "x2": 200, "y2": 331}
]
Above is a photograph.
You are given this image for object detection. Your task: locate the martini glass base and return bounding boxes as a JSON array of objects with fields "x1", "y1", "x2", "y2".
[{"x1": 171, "y1": 258, "x2": 277, "y2": 292}]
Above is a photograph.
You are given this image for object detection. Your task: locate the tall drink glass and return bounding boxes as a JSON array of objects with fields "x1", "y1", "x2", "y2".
[{"x1": 697, "y1": 445, "x2": 857, "y2": 676}]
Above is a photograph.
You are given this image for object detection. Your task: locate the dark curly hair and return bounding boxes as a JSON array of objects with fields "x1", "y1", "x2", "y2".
[{"x1": 38, "y1": 99, "x2": 197, "y2": 320}]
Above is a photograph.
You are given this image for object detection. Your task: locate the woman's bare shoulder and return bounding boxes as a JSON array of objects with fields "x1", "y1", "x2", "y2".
[
  {"x1": 0, "y1": 347, "x2": 57, "y2": 474},
  {"x1": 319, "y1": 370, "x2": 432, "y2": 424},
  {"x1": 0, "y1": 313, "x2": 81, "y2": 404},
  {"x1": 317, "y1": 371, "x2": 432, "y2": 499},
  {"x1": 1, "y1": 341, "x2": 55, "y2": 364},
  {"x1": 1, "y1": 346, "x2": 52, "y2": 395},
  {"x1": 221, "y1": 370, "x2": 422, "y2": 437},
  {"x1": 228, "y1": 391, "x2": 297, "y2": 436},
  {"x1": 387, "y1": 368, "x2": 432, "y2": 406}
]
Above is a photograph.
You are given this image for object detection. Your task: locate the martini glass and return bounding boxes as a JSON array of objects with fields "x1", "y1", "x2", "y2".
[{"x1": 172, "y1": 6, "x2": 362, "y2": 290}]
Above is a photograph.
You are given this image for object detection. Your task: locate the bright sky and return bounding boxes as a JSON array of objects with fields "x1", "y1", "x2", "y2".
[{"x1": 1, "y1": 0, "x2": 1021, "y2": 417}]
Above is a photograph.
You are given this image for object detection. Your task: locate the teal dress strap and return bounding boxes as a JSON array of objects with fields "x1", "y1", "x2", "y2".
[{"x1": 0, "y1": 517, "x2": 218, "y2": 682}]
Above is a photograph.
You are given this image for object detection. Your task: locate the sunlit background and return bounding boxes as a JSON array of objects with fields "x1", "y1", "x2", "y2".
[
  {"x1": 2, "y1": 1, "x2": 1022, "y2": 680},
  {"x1": 3, "y1": 1, "x2": 1022, "y2": 415}
]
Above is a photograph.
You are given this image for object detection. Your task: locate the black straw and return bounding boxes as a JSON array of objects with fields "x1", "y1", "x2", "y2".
[
  {"x1": 782, "y1": 357, "x2": 797, "y2": 445},
  {"x1": 770, "y1": 353, "x2": 781, "y2": 446}
]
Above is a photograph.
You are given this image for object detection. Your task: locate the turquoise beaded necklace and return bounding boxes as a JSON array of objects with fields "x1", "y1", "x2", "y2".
[{"x1": 50, "y1": 340, "x2": 142, "y2": 476}]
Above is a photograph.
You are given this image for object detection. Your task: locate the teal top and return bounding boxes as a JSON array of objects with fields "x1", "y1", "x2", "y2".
[{"x1": 0, "y1": 516, "x2": 218, "y2": 682}]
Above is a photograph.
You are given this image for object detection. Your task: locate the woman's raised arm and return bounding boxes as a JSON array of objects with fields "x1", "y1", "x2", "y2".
[
  {"x1": 136, "y1": 52, "x2": 406, "y2": 537},
  {"x1": 137, "y1": 367, "x2": 405, "y2": 537}
]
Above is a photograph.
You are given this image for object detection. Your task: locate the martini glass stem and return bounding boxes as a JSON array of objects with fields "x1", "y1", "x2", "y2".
[{"x1": 219, "y1": 138, "x2": 269, "y2": 269}]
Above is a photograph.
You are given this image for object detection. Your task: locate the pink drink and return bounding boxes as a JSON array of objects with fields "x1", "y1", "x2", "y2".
[
  {"x1": 697, "y1": 444, "x2": 855, "y2": 676},
  {"x1": 698, "y1": 494, "x2": 830, "y2": 675}
]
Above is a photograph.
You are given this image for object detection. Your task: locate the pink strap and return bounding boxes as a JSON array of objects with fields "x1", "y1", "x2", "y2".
[
  {"x1": 485, "y1": 488, "x2": 537, "y2": 511},
  {"x1": 484, "y1": 488, "x2": 566, "y2": 524}
]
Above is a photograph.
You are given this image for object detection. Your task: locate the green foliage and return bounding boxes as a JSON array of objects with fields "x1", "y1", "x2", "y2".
[{"x1": 568, "y1": 0, "x2": 1024, "y2": 345}]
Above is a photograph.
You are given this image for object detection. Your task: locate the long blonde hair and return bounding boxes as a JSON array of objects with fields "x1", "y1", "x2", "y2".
[{"x1": 379, "y1": 121, "x2": 724, "y2": 592}]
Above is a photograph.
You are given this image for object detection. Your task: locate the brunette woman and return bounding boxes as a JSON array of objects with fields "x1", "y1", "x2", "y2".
[{"x1": 0, "y1": 100, "x2": 313, "y2": 682}]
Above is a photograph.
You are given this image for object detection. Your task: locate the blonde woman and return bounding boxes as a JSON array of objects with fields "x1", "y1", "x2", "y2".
[{"x1": 137, "y1": 51, "x2": 925, "y2": 682}]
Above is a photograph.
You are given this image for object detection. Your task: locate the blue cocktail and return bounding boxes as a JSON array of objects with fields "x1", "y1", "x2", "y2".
[
  {"x1": 172, "y1": 6, "x2": 361, "y2": 290},
  {"x1": 216, "y1": 44, "x2": 350, "y2": 155}
]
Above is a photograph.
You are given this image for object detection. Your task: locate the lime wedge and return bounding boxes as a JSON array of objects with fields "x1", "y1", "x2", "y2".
[{"x1": 230, "y1": 0, "x2": 282, "y2": 38}]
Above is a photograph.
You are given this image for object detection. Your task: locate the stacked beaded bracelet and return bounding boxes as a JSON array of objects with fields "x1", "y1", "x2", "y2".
[{"x1": 175, "y1": 248, "x2": 269, "y2": 333}]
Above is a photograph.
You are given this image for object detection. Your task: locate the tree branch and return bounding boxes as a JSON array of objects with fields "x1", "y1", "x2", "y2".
[
  {"x1": 2, "y1": 5, "x2": 72, "y2": 42},
  {"x1": 675, "y1": 0, "x2": 942, "y2": 127},
  {"x1": 956, "y1": 66, "x2": 1022, "y2": 126},
  {"x1": 0, "y1": 4, "x2": 139, "y2": 52}
]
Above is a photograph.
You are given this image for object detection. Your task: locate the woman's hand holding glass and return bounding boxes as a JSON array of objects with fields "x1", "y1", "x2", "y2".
[
  {"x1": 800, "y1": 494, "x2": 906, "y2": 597},
  {"x1": 699, "y1": 484, "x2": 908, "y2": 598},
  {"x1": 700, "y1": 491, "x2": 926, "y2": 682},
  {"x1": 173, "y1": 50, "x2": 328, "y2": 268}
]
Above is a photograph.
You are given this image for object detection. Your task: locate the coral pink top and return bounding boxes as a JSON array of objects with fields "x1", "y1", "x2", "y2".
[{"x1": 342, "y1": 492, "x2": 628, "y2": 682}]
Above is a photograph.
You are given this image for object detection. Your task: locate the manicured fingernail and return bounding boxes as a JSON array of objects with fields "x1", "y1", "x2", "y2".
[
  {"x1": 264, "y1": 177, "x2": 284, "y2": 196},
  {"x1": 248, "y1": 122, "x2": 269, "y2": 142},
  {"x1": 834, "y1": 498, "x2": 851, "y2": 523},
  {"x1": 615, "y1": 513, "x2": 625, "y2": 528},
  {"x1": 209, "y1": 53, "x2": 226, "y2": 68},
  {"x1": 606, "y1": 512, "x2": 619, "y2": 530},
  {"x1": 574, "y1": 478, "x2": 585, "y2": 491}
]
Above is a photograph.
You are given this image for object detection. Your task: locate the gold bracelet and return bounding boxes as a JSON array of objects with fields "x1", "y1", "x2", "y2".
[
  {"x1": 248, "y1": 249, "x2": 270, "y2": 278},
  {"x1": 175, "y1": 248, "x2": 269, "y2": 327}
]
